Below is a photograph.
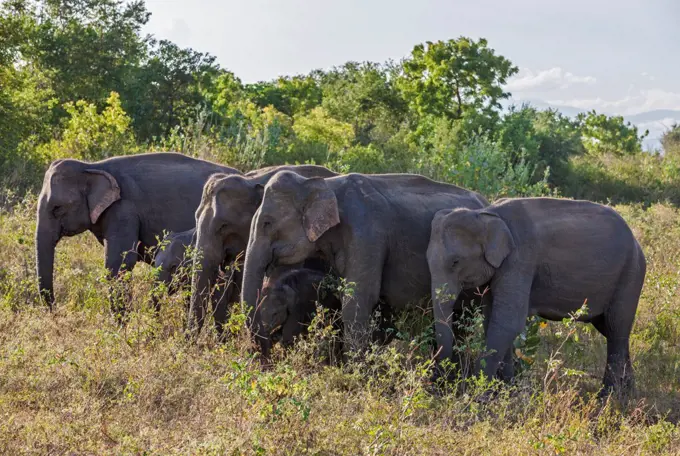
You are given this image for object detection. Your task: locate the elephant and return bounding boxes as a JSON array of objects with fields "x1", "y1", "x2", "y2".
[
  {"x1": 240, "y1": 171, "x2": 489, "y2": 356},
  {"x1": 189, "y1": 165, "x2": 338, "y2": 333},
  {"x1": 258, "y1": 266, "x2": 396, "y2": 362},
  {"x1": 36, "y1": 152, "x2": 240, "y2": 309},
  {"x1": 426, "y1": 197, "x2": 646, "y2": 394},
  {"x1": 153, "y1": 228, "x2": 196, "y2": 295},
  {"x1": 258, "y1": 266, "x2": 342, "y2": 355}
]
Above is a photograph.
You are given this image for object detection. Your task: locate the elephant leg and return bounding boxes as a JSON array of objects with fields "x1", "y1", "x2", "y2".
[
  {"x1": 479, "y1": 276, "x2": 530, "y2": 381},
  {"x1": 340, "y1": 270, "x2": 382, "y2": 356},
  {"x1": 481, "y1": 293, "x2": 515, "y2": 382},
  {"x1": 103, "y1": 217, "x2": 140, "y2": 319},
  {"x1": 592, "y1": 316, "x2": 634, "y2": 398}
]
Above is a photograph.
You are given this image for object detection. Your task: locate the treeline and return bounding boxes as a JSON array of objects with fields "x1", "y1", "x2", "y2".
[{"x1": 1, "y1": 0, "x2": 679, "y2": 204}]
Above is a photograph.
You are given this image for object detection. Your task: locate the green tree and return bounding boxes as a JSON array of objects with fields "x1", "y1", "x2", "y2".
[
  {"x1": 37, "y1": 91, "x2": 137, "y2": 162},
  {"x1": 661, "y1": 124, "x2": 680, "y2": 158},
  {"x1": 245, "y1": 74, "x2": 322, "y2": 117},
  {"x1": 130, "y1": 39, "x2": 218, "y2": 141},
  {"x1": 321, "y1": 61, "x2": 407, "y2": 146},
  {"x1": 577, "y1": 110, "x2": 648, "y2": 155},
  {"x1": 399, "y1": 38, "x2": 517, "y2": 123},
  {"x1": 498, "y1": 105, "x2": 585, "y2": 186},
  {"x1": 0, "y1": 0, "x2": 150, "y2": 111}
]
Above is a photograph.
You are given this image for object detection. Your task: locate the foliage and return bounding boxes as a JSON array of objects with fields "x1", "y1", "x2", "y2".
[
  {"x1": 0, "y1": 0, "x2": 151, "y2": 113},
  {"x1": 661, "y1": 124, "x2": 680, "y2": 158},
  {"x1": 415, "y1": 128, "x2": 551, "y2": 199},
  {"x1": 129, "y1": 39, "x2": 218, "y2": 141},
  {"x1": 498, "y1": 105, "x2": 585, "y2": 186},
  {"x1": 398, "y1": 37, "x2": 517, "y2": 140},
  {"x1": 577, "y1": 110, "x2": 649, "y2": 156},
  {"x1": 36, "y1": 91, "x2": 138, "y2": 162}
]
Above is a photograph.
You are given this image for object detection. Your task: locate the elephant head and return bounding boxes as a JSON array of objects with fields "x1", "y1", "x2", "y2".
[
  {"x1": 189, "y1": 173, "x2": 264, "y2": 331},
  {"x1": 241, "y1": 171, "x2": 340, "y2": 343},
  {"x1": 36, "y1": 159, "x2": 121, "y2": 307},
  {"x1": 154, "y1": 228, "x2": 195, "y2": 294},
  {"x1": 426, "y1": 208, "x2": 515, "y2": 361}
]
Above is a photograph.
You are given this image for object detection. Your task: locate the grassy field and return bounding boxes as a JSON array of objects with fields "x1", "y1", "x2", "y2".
[{"x1": 1, "y1": 195, "x2": 679, "y2": 455}]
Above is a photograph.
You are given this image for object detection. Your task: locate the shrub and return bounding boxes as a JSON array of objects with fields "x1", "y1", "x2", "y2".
[
  {"x1": 36, "y1": 91, "x2": 138, "y2": 162},
  {"x1": 415, "y1": 135, "x2": 551, "y2": 199}
]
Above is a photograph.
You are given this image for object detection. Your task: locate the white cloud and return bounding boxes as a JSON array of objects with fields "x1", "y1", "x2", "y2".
[
  {"x1": 506, "y1": 67, "x2": 597, "y2": 92},
  {"x1": 548, "y1": 89, "x2": 680, "y2": 115}
]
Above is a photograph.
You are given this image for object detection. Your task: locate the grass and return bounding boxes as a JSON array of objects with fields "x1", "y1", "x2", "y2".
[{"x1": 1, "y1": 195, "x2": 679, "y2": 455}]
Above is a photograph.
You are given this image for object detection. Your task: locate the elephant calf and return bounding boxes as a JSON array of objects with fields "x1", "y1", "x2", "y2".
[
  {"x1": 427, "y1": 197, "x2": 646, "y2": 395},
  {"x1": 257, "y1": 266, "x2": 395, "y2": 361},
  {"x1": 153, "y1": 228, "x2": 195, "y2": 295},
  {"x1": 258, "y1": 267, "x2": 342, "y2": 357}
]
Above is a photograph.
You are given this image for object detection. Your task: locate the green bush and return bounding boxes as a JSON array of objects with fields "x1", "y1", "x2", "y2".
[
  {"x1": 415, "y1": 135, "x2": 551, "y2": 199},
  {"x1": 36, "y1": 92, "x2": 138, "y2": 163}
]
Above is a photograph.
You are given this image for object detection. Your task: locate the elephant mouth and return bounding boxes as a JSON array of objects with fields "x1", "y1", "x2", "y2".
[{"x1": 270, "y1": 326, "x2": 283, "y2": 343}]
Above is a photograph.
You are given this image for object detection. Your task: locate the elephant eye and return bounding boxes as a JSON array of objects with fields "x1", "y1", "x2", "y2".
[
  {"x1": 52, "y1": 205, "x2": 62, "y2": 217},
  {"x1": 450, "y1": 259, "x2": 460, "y2": 268}
]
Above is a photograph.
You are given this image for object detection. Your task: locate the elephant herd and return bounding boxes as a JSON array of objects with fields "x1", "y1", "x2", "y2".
[{"x1": 35, "y1": 152, "x2": 646, "y2": 396}]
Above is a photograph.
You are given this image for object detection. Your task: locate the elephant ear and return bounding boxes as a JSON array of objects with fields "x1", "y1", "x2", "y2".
[
  {"x1": 84, "y1": 169, "x2": 121, "y2": 224},
  {"x1": 302, "y1": 178, "x2": 339, "y2": 242},
  {"x1": 481, "y1": 212, "x2": 515, "y2": 268}
]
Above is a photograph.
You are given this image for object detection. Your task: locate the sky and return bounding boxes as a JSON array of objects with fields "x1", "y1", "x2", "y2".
[{"x1": 142, "y1": 0, "x2": 680, "y2": 148}]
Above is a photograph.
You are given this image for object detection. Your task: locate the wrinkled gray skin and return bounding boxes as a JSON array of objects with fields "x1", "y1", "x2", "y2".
[
  {"x1": 427, "y1": 197, "x2": 646, "y2": 394},
  {"x1": 36, "y1": 153, "x2": 240, "y2": 308},
  {"x1": 241, "y1": 171, "x2": 488, "y2": 355},
  {"x1": 153, "y1": 228, "x2": 196, "y2": 295},
  {"x1": 189, "y1": 165, "x2": 338, "y2": 332},
  {"x1": 258, "y1": 267, "x2": 395, "y2": 361}
]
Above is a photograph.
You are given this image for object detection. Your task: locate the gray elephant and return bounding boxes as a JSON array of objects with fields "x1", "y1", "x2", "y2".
[
  {"x1": 258, "y1": 266, "x2": 395, "y2": 361},
  {"x1": 36, "y1": 152, "x2": 240, "y2": 308},
  {"x1": 153, "y1": 228, "x2": 196, "y2": 295},
  {"x1": 189, "y1": 165, "x2": 338, "y2": 333},
  {"x1": 259, "y1": 267, "x2": 342, "y2": 355},
  {"x1": 241, "y1": 171, "x2": 489, "y2": 355},
  {"x1": 426, "y1": 197, "x2": 646, "y2": 394}
]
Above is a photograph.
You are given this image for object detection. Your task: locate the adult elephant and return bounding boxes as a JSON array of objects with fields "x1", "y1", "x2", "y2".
[
  {"x1": 189, "y1": 165, "x2": 338, "y2": 333},
  {"x1": 36, "y1": 152, "x2": 240, "y2": 308},
  {"x1": 241, "y1": 171, "x2": 489, "y2": 355}
]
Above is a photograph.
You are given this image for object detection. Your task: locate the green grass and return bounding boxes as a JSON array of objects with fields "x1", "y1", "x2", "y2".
[{"x1": 1, "y1": 196, "x2": 679, "y2": 454}]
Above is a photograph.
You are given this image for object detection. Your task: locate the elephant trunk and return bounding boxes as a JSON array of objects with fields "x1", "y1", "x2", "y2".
[
  {"x1": 188, "y1": 245, "x2": 223, "y2": 334},
  {"x1": 431, "y1": 277, "x2": 460, "y2": 364},
  {"x1": 35, "y1": 205, "x2": 59, "y2": 309},
  {"x1": 241, "y1": 237, "x2": 273, "y2": 357}
]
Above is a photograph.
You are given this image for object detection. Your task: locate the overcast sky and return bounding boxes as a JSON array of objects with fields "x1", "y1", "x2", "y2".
[{"x1": 143, "y1": 0, "x2": 680, "y2": 146}]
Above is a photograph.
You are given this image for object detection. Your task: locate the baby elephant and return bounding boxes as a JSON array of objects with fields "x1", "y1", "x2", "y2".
[
  {"x1": 427, "y1": 197, "x2": 646, "y2": 395},
  {"x1": 257, "y1": 268, "x2": 342, "y2": 357},
  {"x1": 154, "y1": 228, "x2": 196, "y2": 295},
  {"x1": 257, "y1": 267, "x2": 395, "y2": 361}
]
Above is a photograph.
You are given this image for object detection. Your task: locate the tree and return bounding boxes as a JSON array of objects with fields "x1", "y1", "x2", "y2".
[
  {"x1": 36, "y1": 91, "x2": 137, "y2": 162},
  {"x1": 321, "y1": 61, "x2": 407, "y2": 146},
  {"x1": 130, "y1": 39, "x2": 218, "y2": 141},
  {"x1": 577, "y1": 110, "x2": 648, "y2": 156},
  {"x1": 245, "y1": 74, "x2": 322, "y2": 117},
  {"x1": 399, "y1": 38, "x2": 517, "y2": 122},
  {"x1": 498, "y1": 105, "x2": 585, "y2": 186},
  {"x1": 0, "y1": 0, "x2": 151, "y2": 110}
]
